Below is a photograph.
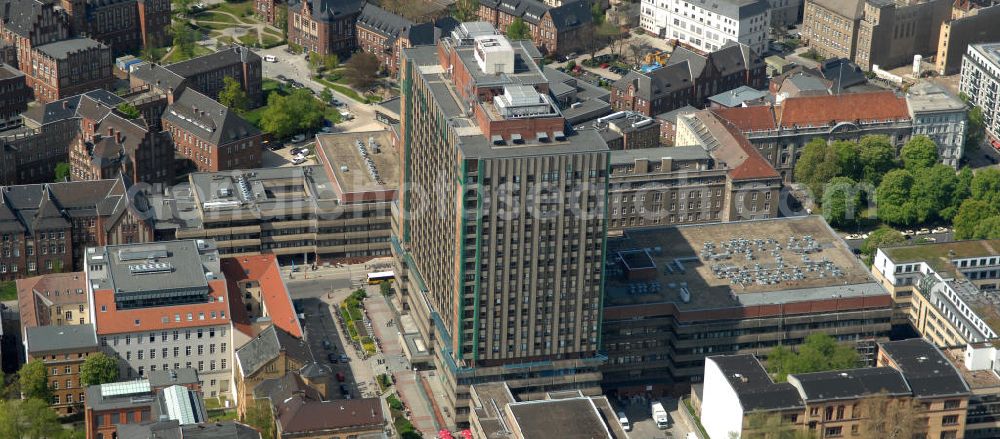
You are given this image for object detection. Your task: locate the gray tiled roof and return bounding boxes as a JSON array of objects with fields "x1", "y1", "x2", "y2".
[
  {"x1": 25, "y1": 324, "x2": 98, "y2": 353},
  {"x1": 288, "y1": 0, "x2": 364, "y2": 23},
  {"x1": 34, "y1": 37, "x2": 107, "y2": 60},
  {"x1": 710, "y1": 354, "x2": 805, "y2": 412},
  {"x1": 788, "y1": 367, "x2": 911, "y2": 401},
  {"x1": 0, "y1": 178, "x2": 133, "y2": 235},
  {"x1": 0, "y1": 0, "x2": 48, "y2": 39},
  {"x1": 164, "y1": 89, "x2": 260, "y2": 146},
  {"x1": 21, "y1": 90, "x2": 124, "y2": 126}
]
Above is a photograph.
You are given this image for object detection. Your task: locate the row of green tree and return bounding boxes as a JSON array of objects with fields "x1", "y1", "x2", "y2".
[{"x1": 799, "y1": 135, "x2": 1000, "y2": 239}]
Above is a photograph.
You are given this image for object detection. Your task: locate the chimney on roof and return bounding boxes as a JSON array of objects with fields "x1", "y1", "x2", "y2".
[
  {"x1": 107, "y1": 127, "x2": 114, "y2": 137},
  {"x1": 115, "y1": 130, "x2": 122, "y2": 143},
  {"x1": 62, "y1": 100, "x2": 68, "y2": 110}
]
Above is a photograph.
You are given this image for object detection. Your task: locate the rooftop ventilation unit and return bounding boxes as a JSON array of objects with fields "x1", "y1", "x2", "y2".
[{"x1": 128, "y1": 262, "x2": 174, "y2": 275}]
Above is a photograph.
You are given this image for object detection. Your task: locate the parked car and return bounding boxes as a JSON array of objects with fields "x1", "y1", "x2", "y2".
[
  {"x1": 915, "y1": 228, "x2": 931, "y2": 235},
  {"x1": 932, "y1": 227, "x2": 948, "y2": 234},
  {"x1": 902, "y1": 229, "x2": 915, "y2": 236},
  {"x1": 322, "y1": 339, "x2": 332, "y2": 350},
  {"x1": 263, "y1": 55, "x2": 277, "y2": 63},
  {"x1": 291, "y1": 134, "x2": 306, "y2": 143},
  {"x1": 338, "y1": 354, "x2": 349, "y2": 363},
  {"x1": 340, "y1": 384, "x2": 350, "y2": 397},
  {"x1": 336, "y1": 372, "x2": 345, "y2": 382},
  {"x1": 291, "y1": 156, "x2": 308, "y2": 165},
  {"x1": 327, "y1": 353, "x2": 337, "y2": 363},
  {"x1": 290, "y1": 146, "x2": 308, "y2": 156}
]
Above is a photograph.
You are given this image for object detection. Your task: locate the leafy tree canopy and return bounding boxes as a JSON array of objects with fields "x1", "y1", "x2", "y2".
[
  {"x1": 901, "y1": 135, "x2": 939, "y2": 171},
  {"x1": 767, "y1": 333, "x2": 858, "y2": 382},
  {"x1": 80, "y1": 352, "x2": 119, "y2": 387},
  {"x1": 821, "y1": 176, "x2": 861, "y2": 228},
  {"x1": 218, "y1": 76, "x2": 249, "y2": 112},
  {"x1": 17, "y1": 360, "x2": 50, "y2": 402},
  {"x1": 506, "y1": 18, "x2": 530, "y2": 40}
]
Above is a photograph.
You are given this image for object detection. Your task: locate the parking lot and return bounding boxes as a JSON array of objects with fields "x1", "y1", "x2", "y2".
[
  {"x1": 297, "y1": 296, "x2": 377, "y2": 401},
  {"x1": 617, "y1": 397, "x2": 697, "y2": 439}
]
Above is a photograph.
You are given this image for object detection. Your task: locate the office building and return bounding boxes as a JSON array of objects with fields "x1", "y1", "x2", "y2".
[
  {"x1": 149, "y1": 162, "x2": 394, "y2": 263},
  {"x1": 18, "y1": 272, "x2": 89, "y2": 328},
  {"x1": 84, "y1": 370, "x2": 205, "y2": 439},
  {"x1": 601, "y1": 216, "x2": 893, "y2": 395},
  {"x1": 711, "y1": 91, "x2": 912, "y2": 181},
  {"x1": 701, "y1": 338, "x2": 970, "y2": 439},
  {"x1": 639, "y1": 0, "x2": 770, "y2": 55},
  {"x1": 611, "y1": 42, "x2": 766, "y2": 116},
  {"x1": 395, "y1": 23, "x2": 607, "y2": 425},
  {"x1": 86, "y1": 240, "x2": 234, "y2": 398},
  {"x1": 468, "y1": 382, "x2": 630, "y2": 438},
  {"x1": 0, "y1": 178, "x2": 153, "y2": 281},
  {"x1": 871, "y1": 239, "x2": 1000, "y2": 347},
  {"x1": 960, "y1": 43, "x2": 1000, "y2": 149},
  {"x1": 906, "y1": 82, "x2": 967, "y2": 168},
  {"x1": 936, "y1": 4, "x2": 1000, "y2": 75},
  {"x1": 24, "y1": 324, "x2": 100, "y2": 415},
  {"x1": 477, "y1": 0, "x2": 594, "y2": 56},
  {"x1": 945, "y1": 344, "x2": 1000, "y2": 439}
]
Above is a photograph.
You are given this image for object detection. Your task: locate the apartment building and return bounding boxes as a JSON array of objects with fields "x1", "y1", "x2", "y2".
[
  {"x1": 870, "y1": 239, "x2": 1000, "y2": 347},
  {"x1": 711, "y1": 91, "x2": 913, "y2": 181},
  {"x1": 286, "y1": 0, "x2": 363, "y2": 56},
  {"x1": 19, "y1": 37, "x2": 114, "y2": 103},
  {"x1": 936, "y1": 4, "x2": 1000, "y2": 75},
  {"x1": 0, "y1": 63, "x2": 29, "y2": 131},
  {"x1": 0, "y1": 178, "x2": 153, "y2": 281},
  {"x1": 17, "y1": 272, "x2": 89, "y2": 328},
  {"x1": 24, "y1": 324, "x2": 99, "y2": 415},
  {"x1": 356, "y1": 4, "x2": 436, "y2": 77},
  {"x1": 395, "y1": 23, "x2": 608, "y2": 426},
  {"x1": 906, "y1": 82, "x2": 968, "y2": 168},
  {"x1": 477, "y1": 0, "x2": 594, "y2": 56},
  {"x1": 601, "y1": 216, "x2": 893, "y2": 396},
  {"x1": 960, "y1": 43, "x2": 1000, "y2": 149},
  {"x1": 130, "y1": 46, "x2": 264, "y2": 109},
  {"x1": 639, "y1": 0, "x2": 770, "y2": 56},
  {"x1": 86, "y1": 240, "x2": 235, "y2": 398},
  {"x1": 701, "y1": 338, "x2": 970, "y2": 439},
  {"x1": 611, "y1": 42, "x2": 766, "y2": 116},
  {"x1": 150, "y1": 163, "x2": 393, "y2": 263},
  {"x1": 163, "y1": 89, "x2": 263, "y2": 173}
]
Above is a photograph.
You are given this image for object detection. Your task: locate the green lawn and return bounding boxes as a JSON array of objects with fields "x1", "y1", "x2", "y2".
[
  {"x1": 193, "y1": 21, "x2": 236, "y2": 31},
  {"x1": 165, "y1": 44, "x2": 212, "y2": 63},
  {"x1": 0, "y1": 281, "x2": 15, "y2": 301},
  {"x1": 212, "y1": 1, "x2": 254, "y2": 19},
  {"x1": 314, "y1": 77, "x2": 366, "y2": 103},
  {"x1": 192, "y1": 10, "x2": 238, "y2": 24},
  {"x1": 238, "y1": 29, "x2": 259, "y2": 46},
  {"x1": 260, "y1": 32, "x2": 284, "y2": 48}
]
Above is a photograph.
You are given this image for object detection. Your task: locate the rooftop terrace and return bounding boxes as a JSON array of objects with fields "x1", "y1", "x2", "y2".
[
  {"x1": 882, "y1": 239, "x2": 1000, "y2": 278},
  {"x1": 605, "y1": 216, "x2": 882, "y2": 309}
]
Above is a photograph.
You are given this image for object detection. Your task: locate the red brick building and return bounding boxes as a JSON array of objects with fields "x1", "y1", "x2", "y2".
[
  {"x1": 287, "y1": 0, "x2": 363, "y2": 56},
  {"x1": 477, "y1": 0, "x2": 593, "y2": 56},
  {"x1": 611, "y1": 42, "x2": 766, "y2": 116},
  {"x1": 162, "y1": 89, "x2": 263, "y2": 173},
  {"x1": 0, "y1": 178, "x2": 153, "y2": 281},
  {"x1": 130, "y1": 46, "x2": 264, "y2": 108},
  {"x1": 254, "y1": 0, "x2": 283, "y2": 26},
  {"x1": 25, "y1": 324, "x2": 99, "y2": 415},
  {"x1": 0, "y1": 63, "x2": 30, "y2": 131},
  {"x1": 57, "y1": 0, "x2": 171, "y2": 55},
  {"x1": 356, "y1": 4, "x2": 436, "y2": 77}
]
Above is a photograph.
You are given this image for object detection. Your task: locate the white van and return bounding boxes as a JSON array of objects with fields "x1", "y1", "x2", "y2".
[
  {"x1": 616, "y1": 411, "x2": 631, "y2": 432},
  {"x1": 263, "y1": 55, "x2": 277, "y2": 63}
]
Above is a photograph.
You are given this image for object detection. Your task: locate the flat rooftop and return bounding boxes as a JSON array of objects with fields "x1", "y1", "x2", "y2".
[
  {"x1": 87, "y1": 240, "x2": 219, "y2": 296},
  {"x1": 944, "y1": 347, "x2": 1000, "y2": 391},
  {"x1": 316, "y1": 130, "x2": 399, "y2": 193},
  {"x1": 880, "y1": 338, "x2": 970, "y2": 399},
  {"x1": 971, "y1": 42, "x2": 1000, "y2": 68},
  {"x1": 605, "y1": 216, "x2": 883, "y2": 309},
  {"x1": 881, "y1": 239, "x2": 1000, "y2": 278},
  {"x1": 507, "y1": 398, "x2": 613, "y2": 439},
  {"x1": 25, "y1": 324, "x2": 98, "y2": 353}
]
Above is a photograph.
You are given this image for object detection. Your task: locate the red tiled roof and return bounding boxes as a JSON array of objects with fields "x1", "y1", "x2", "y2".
[
  {"x1": 92, "y1": 279, "x2": 231, "y2": 335},
  {"x1": 220, "y1": 254, "x2": 303, "y2": 338},
  {"x1": 721, "y1": 121, "x2": 781, "y2": 181},
  {"x1": 17, "y1": 272, "x2": 88, "y2": 328},
  {"x1": 712, "y1": 106, "x2": 776, "y2": 131},
  {"x1": 776, "y1": 91, "x2": 909, "y2": 127},
  {"x1": 692, "y1": 111, "x2": 780, "y2": 181}
]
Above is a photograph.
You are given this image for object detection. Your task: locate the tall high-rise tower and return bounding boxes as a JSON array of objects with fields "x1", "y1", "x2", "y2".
[{"x1": 393, "y1": 22, "x2": 609, "y2": 426}]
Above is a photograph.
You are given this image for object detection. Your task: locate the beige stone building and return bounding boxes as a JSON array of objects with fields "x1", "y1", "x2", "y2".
[{"x1": 803, "y1": 0, "x2": 952, "y2": 71}]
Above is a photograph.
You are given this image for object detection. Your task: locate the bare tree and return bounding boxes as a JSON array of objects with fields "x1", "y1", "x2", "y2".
[{"x1": 857, "y1": 394, "x2": 925, "y2": 439}]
